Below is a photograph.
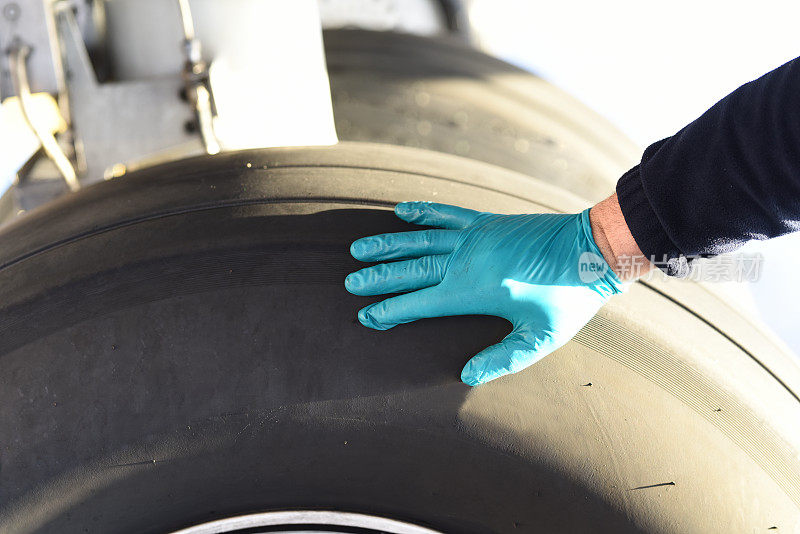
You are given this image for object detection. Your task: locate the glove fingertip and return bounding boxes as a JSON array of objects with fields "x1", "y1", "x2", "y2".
[
  {"x1": 357, "y1": 305, "x2": 393, "y2": 331},
  {"x1": 394, "y1": 201, "x2": 415, "y2": 214},
  {"x1": 344, "y1": 273, "x2": 361, "y2": 294},
  {"x1": 461, "y1": 373, "x2": 482, "y2": 387},
  {"x1": 460, "y1": 359, "x2": 486, "y2": 386},
  {"x1": 394, "y1": 201, "x2": 425, "y2": 222},
  {"x1": 350, "y1": 239, "x2": 372, "y2": 261}
]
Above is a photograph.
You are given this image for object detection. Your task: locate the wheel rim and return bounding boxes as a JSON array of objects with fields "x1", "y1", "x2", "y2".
[{"x1": 169, "y1": 511, "x2": 442, "y2": 534}]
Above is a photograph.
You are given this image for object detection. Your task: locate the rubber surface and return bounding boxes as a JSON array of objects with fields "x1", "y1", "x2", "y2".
[
  {"x1": 325, "y1": 30, "x2": 640, "y2": 202},
  {"x1": 1, "y1": 144, "x2": 799, "y2": 534}
]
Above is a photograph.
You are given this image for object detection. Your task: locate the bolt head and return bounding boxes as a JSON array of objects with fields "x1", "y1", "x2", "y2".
[{"x1": 3, "y1": 3, "x2": 20, "y2": 21}]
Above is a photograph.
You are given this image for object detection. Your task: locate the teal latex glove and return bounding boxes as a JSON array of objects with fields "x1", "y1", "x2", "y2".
[{"x1": 345, "y1": 202, "x2": 624, "y2": 386}]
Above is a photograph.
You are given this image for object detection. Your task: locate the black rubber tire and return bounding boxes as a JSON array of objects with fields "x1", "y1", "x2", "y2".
[
  {"x1": 324, "y1": 30, "x2": 640, "y2": 202},
  {"x1": 1, "y1": 144, "x2": 798, "y2": 534}
]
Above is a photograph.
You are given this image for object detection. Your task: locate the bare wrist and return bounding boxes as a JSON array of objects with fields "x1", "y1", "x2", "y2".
[{"x1": 589, "y1": 193, "x2": 653, "y2": 281}]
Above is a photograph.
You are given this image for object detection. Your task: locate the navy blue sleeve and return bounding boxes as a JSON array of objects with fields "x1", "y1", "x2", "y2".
[{"x1": 616, "y1": 56, "x2": 800, "y2": 277}]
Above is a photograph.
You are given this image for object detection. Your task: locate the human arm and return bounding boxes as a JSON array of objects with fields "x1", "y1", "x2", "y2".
[
  {"x1": 618, "y1": 56, "x2": 800, "y2": 276},
  {"x1": 590, "y1": 192, "x2": 653, "y2": 281}
]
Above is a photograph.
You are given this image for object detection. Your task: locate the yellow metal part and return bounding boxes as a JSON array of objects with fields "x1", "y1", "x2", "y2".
[{"x1": 0, "y1": 93, "x2": 67, "y2": 188}]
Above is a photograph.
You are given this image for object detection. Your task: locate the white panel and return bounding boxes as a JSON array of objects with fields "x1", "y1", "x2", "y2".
[{"x1": 104, "y1": 0, "x2": 337, "y2": 149}]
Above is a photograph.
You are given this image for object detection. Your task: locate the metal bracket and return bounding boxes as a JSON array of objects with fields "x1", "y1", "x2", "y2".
[{"x1": 55, "y1": 4, "x2": 201, "y2": 184}]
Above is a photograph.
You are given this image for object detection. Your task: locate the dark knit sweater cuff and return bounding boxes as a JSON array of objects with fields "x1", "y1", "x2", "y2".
[{"x1": 615, "y1": 165, "x2": 690, "y2": 277}]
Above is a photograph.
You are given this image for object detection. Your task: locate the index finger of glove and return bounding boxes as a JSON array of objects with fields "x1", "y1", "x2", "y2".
[
  {"x1": 350, "y1": 229, "x2": 458, "y2": 262},
  {"x1": 395, "y1": 202, "x2": 482, "y2": 229}
]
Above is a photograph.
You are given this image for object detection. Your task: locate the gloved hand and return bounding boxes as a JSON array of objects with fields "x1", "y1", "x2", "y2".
[{"x1": 345, "y1": 202, "x2": 625, "y2": 386}]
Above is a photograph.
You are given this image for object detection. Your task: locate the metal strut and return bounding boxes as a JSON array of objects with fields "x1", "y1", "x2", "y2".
[
  {"x1": 8, "y1": 42, "x2": 79, "y2": 192},
  {"x1": 177, "y1": 0, "x2": 220, "y2": 155}
]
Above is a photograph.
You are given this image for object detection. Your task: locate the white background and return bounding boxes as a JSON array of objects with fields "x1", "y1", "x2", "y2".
[{"x1": 468, "y1": 0, "x2": 800, "y2": 355}]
